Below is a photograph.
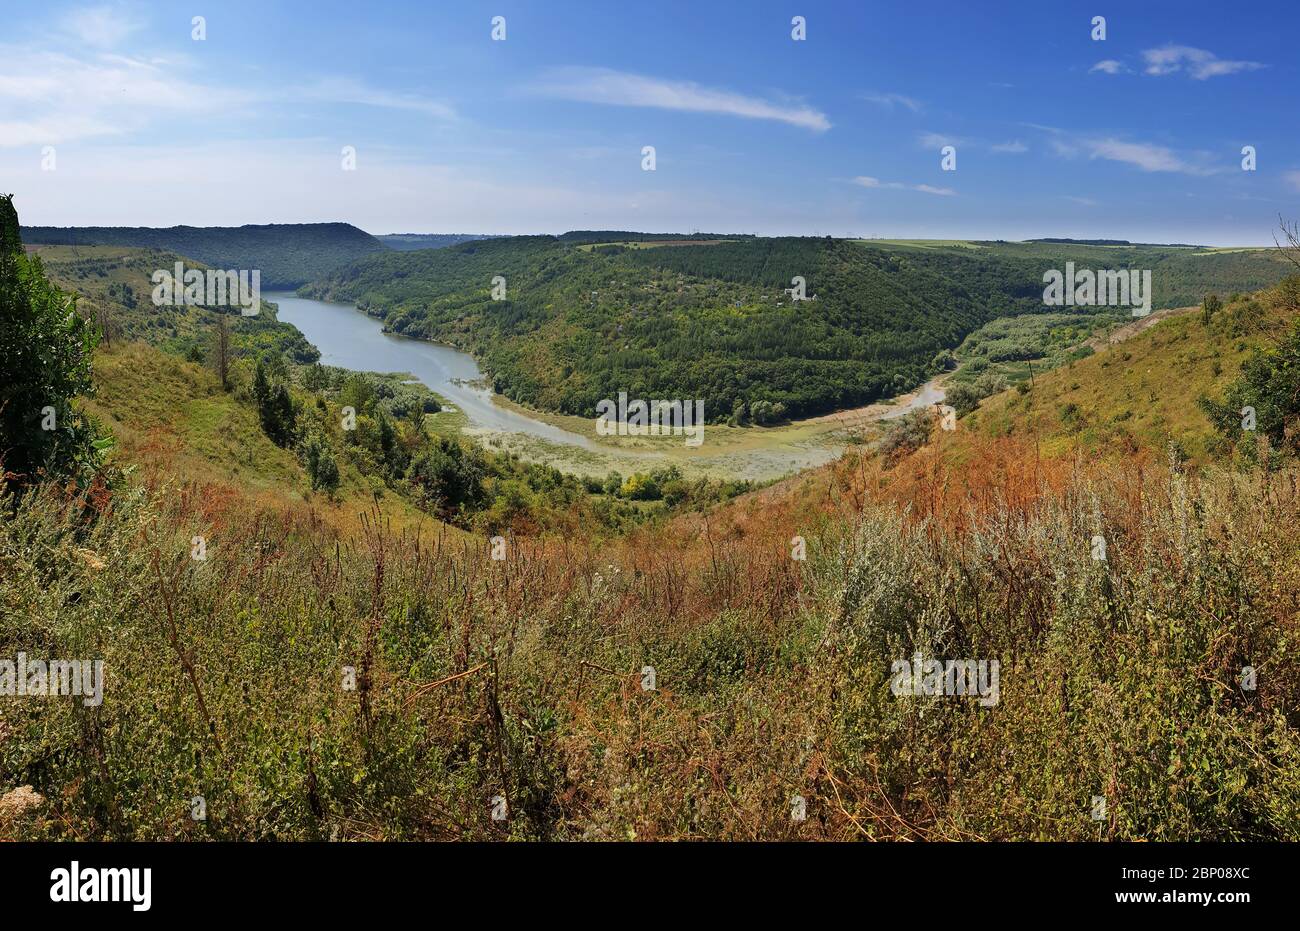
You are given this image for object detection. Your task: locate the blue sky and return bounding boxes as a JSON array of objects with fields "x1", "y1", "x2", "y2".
[{"x1": 2, "y1": 0, "x2": 1297, "y2": 243}]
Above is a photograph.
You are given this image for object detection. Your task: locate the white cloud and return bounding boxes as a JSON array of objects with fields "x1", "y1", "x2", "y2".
[
  {"x1": 1089, "y1": 60, "x2": 1126, "y2": 75},
  {"x1": 861, "y1": 91, "x2": 921, "y2": 112},
  {"x1": 990, "y1": 140, "x2": 1027, "y2": 154},
  {"x1": 1083, "y1": 138, "x2": 1218, "y2": 175},
  {"x1": 1085, "y1": 138, "x2": 1188, "y2": 172},
  {"x1": 0, "y1": 44, "x2": 457, "y2": 148},
  {"x1": 853, "y1": 176, "x2": 955, "y2": 196},
  {"x1": 0, "y1": 48, "x2": 251, "y2": 147},
  {"x1": 1037, "y1": 126, "x2": 1219, "y2": 177},
  {"x1": 1284, "y1": 171, "x2": 1300, "y2": 194},
  {"x1": 919, "y1": 132, "x2": 963, "y2": 149},
  {"x1": 290, "y1": 78, "x2": 456, "y2": 120},
  {"x1": 0, "y1": 115, "x2": 121, "y2": 147},
  {"x1": 1141, "y1": 45, "x2": 1264, "y2": 80},
  {"x1": 914, "y1": 184, "x2": 956, "y2": 196},
  {"x1": 59, "y1": 5, "x2": 144, "y2": 48},
  {"x1": 1063, "y1": 195, "x2": 1099, "y2": 207},
  {"x1": 525, "y1": 67, "x2": 830, "y2": 131}
]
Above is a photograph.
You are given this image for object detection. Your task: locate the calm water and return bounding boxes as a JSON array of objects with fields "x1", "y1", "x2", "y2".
[
  {"x1": 269, "y1": 290, "x2": 944, "y2": 473},
  {"x1": 267, "y1": 291, "x2": 594, "y2": 448}
]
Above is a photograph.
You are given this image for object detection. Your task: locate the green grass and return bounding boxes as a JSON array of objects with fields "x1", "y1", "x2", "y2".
[
  {"x1": 3, "y1": 431, "x2": 1297, "y2": 840},
  {"x1": 79, "y1": 341, "x2": 436, "y2": 532},
  {"x1": 966, "y1": 286, "x2": 1298, "y2": 462}
]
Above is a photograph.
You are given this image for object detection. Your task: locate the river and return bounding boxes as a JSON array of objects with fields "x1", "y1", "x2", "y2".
[
  {"x1": 268, "y1": 292, "x2": 595, "y2": 449},
  {"x1": 268, "y1": 290, "x2": 945, "y2": 480}
]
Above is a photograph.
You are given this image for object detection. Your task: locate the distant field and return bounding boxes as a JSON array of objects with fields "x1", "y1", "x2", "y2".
[
  {"x1": 575, "y1": 239, "x2": 735, "y2": 251},
  {"x1": 1193, "y1": 246, "x2": 1276, "y2": 255},
  {"x1": 850, "y1": 238, "x2": 983, "y2": 250}
]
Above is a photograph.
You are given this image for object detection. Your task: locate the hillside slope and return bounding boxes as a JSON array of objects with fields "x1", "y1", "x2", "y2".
[
  {"x1": 31, "y1": 244, "x2": 319, "y2": 362},
  {"x1": 962, "y1": 284, "x2": 1300, "y2": 463},
  {"x1": 21, "y1": 222, "x2": 386, "y2": 288},
  {"x1": 8, "y1": 315, "x2": 1299, "y2": 841},
  {"x1": 303, "y1": 236, "x2": 1038, "y2": 420},
  {"x1": 304, "y1": 235, "x2": 1292, "y2": 424},
  {"x1": 80, "y1": 341, "x2": 438, "y2": 534}
]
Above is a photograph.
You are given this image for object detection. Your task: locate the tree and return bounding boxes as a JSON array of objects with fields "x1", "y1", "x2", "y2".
[
  {"x1": 0, "y1": 194, "x2": 104, "y2": 487},
  {"x1": 303, "y1": 435, "x2": 340, "y2": 492},
  {"x1": 407, "y1": 436, "x2": 485, "y2": 514},
  {"x1": 252, "y1": 357, "x2": 296, "y2": 447},
  {"x1": 1201, "y1": 315, "x2": 1300, "y2": 460},
  {"x1": 1275, "y1": 215, "x2": 1300, "y2": 273},
  {"x1": 210, "y1": 313, "x2": 232, "y2": 389},
  {"x1": 1201, "y1": 293, "x2": 1222, "y2": 327},
  {"x1": 338, "y1": 374, "x2": 376, "y2": 418},
  {"x1": 878, "y1": 409, "x2": 934, "y2": 461}
]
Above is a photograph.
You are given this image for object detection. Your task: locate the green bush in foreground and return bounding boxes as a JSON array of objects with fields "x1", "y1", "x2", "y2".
[{"x1": 0, "y1": 195, "x2": 105, "y2": 488}]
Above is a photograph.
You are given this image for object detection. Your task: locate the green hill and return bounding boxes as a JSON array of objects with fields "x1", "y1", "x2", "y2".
[
  {"x1": 31, "y1": 245, "x2": 318, "y2": 363},
  {"x1": 302, "y1": 234, "x2": 1292, "y2": 422},
  {"x1": 21, "y1": 222, "x2": 387, "y2": 288},
  {"x1": 952, "y1": 278, "x2": 1300, "y2": 464}
]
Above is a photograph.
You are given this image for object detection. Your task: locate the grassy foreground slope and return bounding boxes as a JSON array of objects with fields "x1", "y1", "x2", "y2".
[{"x1": 4, "y1": 282, "x2": 1299, "y2": 840}]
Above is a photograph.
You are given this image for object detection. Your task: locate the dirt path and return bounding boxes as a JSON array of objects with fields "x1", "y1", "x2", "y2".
[{"x1": 1085, "y1": 305, "x2": 1195, "y2": 351}]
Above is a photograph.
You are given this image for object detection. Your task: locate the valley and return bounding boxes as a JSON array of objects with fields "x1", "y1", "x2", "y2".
[{"x1": 6, "y1": 200, "x2": 1300, "y2": 845}]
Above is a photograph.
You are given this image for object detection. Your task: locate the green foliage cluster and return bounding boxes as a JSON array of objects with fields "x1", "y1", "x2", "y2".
[
  {"x1": 1200, "y1": 276, "x2": 1300, "y2": 467},
  {"x1": 283, "y1": 361, "x2": 741, "y2": 531},
  {"x1": 37, "y1": 246, "x2": 319, "y2": 363},
  {"x1": 953, "y1": 311, "x2": 1107, "y2": 376},
  {"x1": 0, "y1": 196, "x2": 107, "y2": 487},
  {"x1": 878, "y1": 409, "x2": 936, "y2": 461},
  {"x1": 252, "y1": 357, "x2": 297, "y2": 448},
  {"x1": 944, "y1": 371, "x2": 1009, "y2": 417}
]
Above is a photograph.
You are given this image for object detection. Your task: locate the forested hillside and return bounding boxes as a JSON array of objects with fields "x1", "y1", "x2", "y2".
[
  {"x1": 379, "y1": 233, "x2": 504, "y2": 251},
  {"x1": 303, "y1": 235, "x2": 1291, "y2": 422},
  {"x1": 31, "y1": 245, "x2": 318, "y2": 363},
  {"x1": 21, "y1": 222, "x2": 386, "y2": 288},
  {"x1": 25, "y1": 234, "x2": 750, "y2": 537}
]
